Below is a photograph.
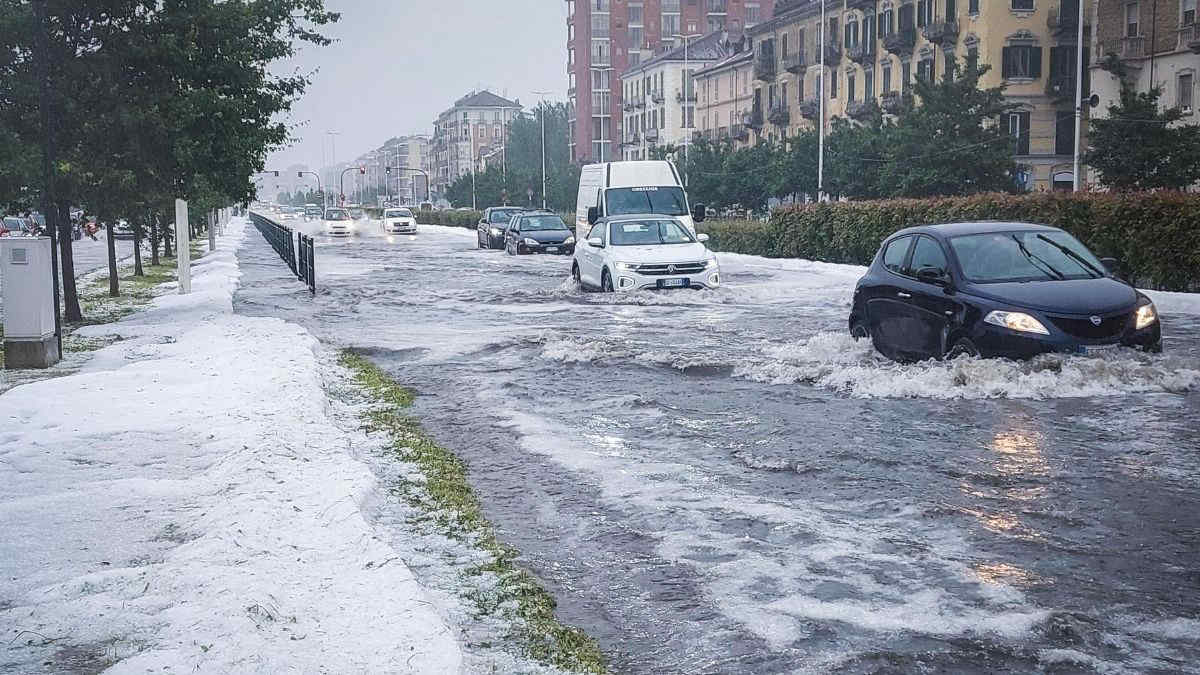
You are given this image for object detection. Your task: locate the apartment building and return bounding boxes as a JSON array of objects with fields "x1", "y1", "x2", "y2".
[
  {"x1": 431, "y1": 91, "x2": 522, "y2": 197},
  {"x1": 619, "y1": 32, "x2": 733, "y2": 160},
  {"x1": 697, "y1": 0, "x2": 1097, "y2": 190},
  {"x1": 1091, "y1": 0, "x2": 1197, "y2": 122},
  {"x1": 566, "y1": 0, "x2": 777, "y2": 165},
  {"x1": 694, "y1": 43, "x2": 758, "y2": 145}
]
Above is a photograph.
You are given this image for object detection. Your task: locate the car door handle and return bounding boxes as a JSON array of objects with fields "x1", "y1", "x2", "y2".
[{"x1": 897, "y1": 292, "x2": 912, "y2": 299}]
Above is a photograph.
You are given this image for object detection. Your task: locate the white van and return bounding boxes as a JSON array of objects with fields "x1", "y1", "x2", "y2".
[{"x1": 575, "y1": 160, "x2": 706, "y2": 236}]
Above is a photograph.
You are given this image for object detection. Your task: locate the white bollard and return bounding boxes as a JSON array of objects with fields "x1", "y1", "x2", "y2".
[
  {"x1": 209, "y1": 208, "x2": 217, "y2": 252},
  {"x1": 175, "y1": 199, "x2": 191, "y2": 295}
]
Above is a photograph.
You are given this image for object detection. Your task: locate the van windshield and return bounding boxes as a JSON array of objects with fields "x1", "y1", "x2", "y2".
[{"x1": 606, "y1": 187, "x2": 688, "y2": 217}]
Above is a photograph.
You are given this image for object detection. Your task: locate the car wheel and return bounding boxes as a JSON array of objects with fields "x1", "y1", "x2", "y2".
[
  {"x1": 477, "y1": 232, "x2": 483, "y2": 249},
  {"x1": 601, "y1": 269, "x2": 614, "y2": 293},
  {"x1": 946, "y1": 337, "x2": 980, "y2": 360},
  {"x1": 850, "y1": 321, "x2": 869, "y2": 340},
  {"x1": 572, "y1": 262, "x2": 582, "y2": 285}
]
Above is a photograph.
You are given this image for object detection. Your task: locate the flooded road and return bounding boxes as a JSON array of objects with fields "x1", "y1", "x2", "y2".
[{"x1": 235, "y1": 220, "x2": 1200, "y2": 674}]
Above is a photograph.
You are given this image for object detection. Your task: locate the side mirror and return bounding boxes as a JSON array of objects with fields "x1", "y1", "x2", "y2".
[
  {"x1": 587, "y1": 206, "x2": 599, "y2": 225},
  {"x1": 1099, "y1": 257, "x2": 1121, "y2": 277},
  {"x1": 692, "y1": 203, "x2": 707, "y2": 223},
  {"x1": 916, "y1": 266, "x2": 948, "y2": 285},
  {"x1": 697, "y1": 233, "x2": 710, "y2": 243},
  {"x1": 587, "y1": 236, "x2": 603, "y2": 248}
]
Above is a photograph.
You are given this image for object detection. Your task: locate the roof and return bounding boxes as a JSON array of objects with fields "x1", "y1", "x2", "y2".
[
  {"x1": 625, "y1": 31, "x2": 732, "y2": 77},
  {"x1": 694, "y1": 49, "x2": 753, "y2": 78},
  {"x1": 891, "y1": 221, "x2": 1062, "y2": 238},
  {"x1": 452, "y1": 90, "x2": 521, "y2": 109}
]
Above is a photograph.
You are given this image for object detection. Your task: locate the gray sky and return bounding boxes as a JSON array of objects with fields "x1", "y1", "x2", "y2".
[{"x1": 267, "y1": 0, "x2": 569, "y2": 172}]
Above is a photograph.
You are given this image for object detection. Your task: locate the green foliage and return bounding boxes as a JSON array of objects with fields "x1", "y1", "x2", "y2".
[
  {"x1": 414, "y1": 208, "x2": 570, "y2": 230},
  {"x1": 1087, "y1": 84, "x2": 1200, "y2": 191},
  {"x1": 698, "y1": 192, "x2": 1200, "y2": 292}
]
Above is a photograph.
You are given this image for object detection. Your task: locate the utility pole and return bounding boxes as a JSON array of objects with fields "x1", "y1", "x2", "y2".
[
  {"x1": 1072, "y1": 0, "x2": 1086, "y2": 191},
  {"x1": 533, "y1": 90, "x2": 554, "y2": 209},
  {"x1": 818, "y1": 0, "x2": 826, "y2": 202},
  {"x1": 31, "y1": 0, "x2": 62, "y2": 356},
  {"x1": 672, "y1": 33, "x2": 702, "y2": 188}
]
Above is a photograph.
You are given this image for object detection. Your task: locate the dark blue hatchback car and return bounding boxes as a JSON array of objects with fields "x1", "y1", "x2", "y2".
[{"x1": 849, "y1": 222, "x2": 1162, "y2": 361}]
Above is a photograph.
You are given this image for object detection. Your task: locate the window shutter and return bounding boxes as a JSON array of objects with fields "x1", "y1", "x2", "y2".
[
  {"x1": 1001, "y1": 46, "x2": 1014, "y2": 78},
  {"x1": 1031, "y1": 46, "x2": 1043, "y2": 79}
]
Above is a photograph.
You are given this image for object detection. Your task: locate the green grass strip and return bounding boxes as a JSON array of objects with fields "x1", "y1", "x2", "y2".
[{"x1": 337, "y1": 350, "x2": 607, "y2": 674}]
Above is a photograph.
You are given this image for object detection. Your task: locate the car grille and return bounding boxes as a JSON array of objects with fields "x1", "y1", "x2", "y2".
[
  {"x1": 533, "y1": 239, "x2": 564, "y2": 246},
  {"x1": 635, "y1": 262, "x2": 708, "y2": 276},
  {"x1": 1049, "y1": 312, "x2": 1131, "y2": 340}
]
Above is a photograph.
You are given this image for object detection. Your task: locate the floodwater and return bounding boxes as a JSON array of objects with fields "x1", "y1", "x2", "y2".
[{"x1": 234, "y1": 220, "x2": 1200, "y2": 674}]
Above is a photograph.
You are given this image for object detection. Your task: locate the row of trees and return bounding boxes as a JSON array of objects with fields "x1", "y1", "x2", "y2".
[
  {"x1": 277, "y1": 190, "x2": 326, "y2": 208},
  {"x1": 445, "y1": 102, "x2": 581, "y2": 212},
  {"x1": 0, "y1": 0, "x2": 337, "y2": 320},
  {"x1": 660, "y1": 62, "x2": 1200, "y2": 214}
]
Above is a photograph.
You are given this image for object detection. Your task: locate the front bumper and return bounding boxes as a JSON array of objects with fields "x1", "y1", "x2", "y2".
[
  {"x1": 515, "y1": 242, "x2": 574, "y2": 255},
  {"x1": 613, "y1": 268, "x2": 721, "y2": 291},
  {"x1": 972, "y1": 321, "x2": 1162, "y2": 359},
  {"x1": 385, "y1": 222, "x2": 417, "y2": 233},
  {"x1": 325, "y1": 227, "x2": 352, "y2": 237}
]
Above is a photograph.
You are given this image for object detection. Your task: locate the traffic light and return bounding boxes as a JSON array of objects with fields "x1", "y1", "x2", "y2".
[
  {"x1": 386, "y1": 167, "x2": 391, "y2": 175},
  {"x1": 359, "y1": 166, "x2": 366, "y2": 174}
]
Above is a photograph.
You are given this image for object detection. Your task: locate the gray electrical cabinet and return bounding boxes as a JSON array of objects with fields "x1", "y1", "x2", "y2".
[{"x1": 1, "y1": 236, "x2": 60, "y2": 369}]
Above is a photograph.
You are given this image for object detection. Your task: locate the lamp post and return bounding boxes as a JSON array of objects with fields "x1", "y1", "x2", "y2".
[
  {"x1": 387, "y1": 167, "x2": 432, "y2": 203},
  {"x1": 1072, "y1": 0, "x2": 1086, "y2": 191},
  {"x1": 339, "y1": 166, "x2": 362, "y2": 205},
  {"x1": 532, "y1": 90, "x2": 554, "y2": 210},
  {"x1": 672, "y1": 33, "x2": 703, "y2": 188},
  {"x1": 818, "y1": 0, "x2": 826, "y2": 202}
]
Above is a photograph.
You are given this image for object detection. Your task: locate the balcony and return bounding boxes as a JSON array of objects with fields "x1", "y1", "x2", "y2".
[
  {"x1": 1120, "y1": 35, "x2": 1146, "y2": 58},
  {"x1": 754, "y1": 53, "x2": 777, "y2": 81},
  {"x1": 650, "y1": 89, "x2": 665, "y2": 104},
  {"x1": 798, "y1": 99, "x2": 820, "y2": 120},
  {"x1": 706, "y1": 0, "x2": 727, "y2": 13},
  {"x1": 745, "y1": 107, "x2": 764, "y2": 130},
  {"x1": 731, "y1": 124, "x2": 750, "y2": 141},
  {"x1": 922, "y1": 21, "x2": 959, "y2": 46},
  {"x1": 1181, "y1": 24, "x2": 1200, "y2": 53},
  {"x1": 822, "y1": 43, "x2": 843, "y2": 65},
  {"x1": 768, "y1": 104, "x2": 790, "y2": 126},
  {"x1": 847, "y1": 42, "x2": 876, "y2": 65},
  {"x1": 883, "y1": 29, "x2": 917, "y2": 56},
  {"x1": 626, "y1": 132, "x2": 641, "y2": 144},
  {"x1": 676, "y1": 88, "x2": 697, "y2": 103},
  {"x1": 881, "y1": 91, "x2": 904, "y2": 114},
  {"x1": 644, "y1": 127, "x2": 660, "y2": 143},
  {"x1": 633, "y1": 96, "x2": 647, "y2": 109},
  {"x1": 782, "y1": 51, "x2": 806, "y2": 73},
  {"x1": 1047, "y1": 1, "x2": 1083, "y2": 37},
  {"x1": 847, "y1": 101, "x2": 877, "y2": 121}
]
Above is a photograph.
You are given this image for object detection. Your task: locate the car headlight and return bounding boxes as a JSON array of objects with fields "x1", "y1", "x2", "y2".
[
  {"x1": 984, "y1": 310, "x2": 1050, "y2": 335},
  {"x1": 490, "y1": 227, "x2": 501, "y2": 235},
  {"x1": 563, "y1": 236, "x2": 575, "y2": 245},
  {"x1": 1135, "y1": 302, "x2": 1158, "y2": 330},
  {"x1": 523, "y1": 238, "x2": 539, "y2": 246},
  {"x1": 614, "y1": 262, "x2": 638, "y2": 271},
  {"x1": 702, "y1": 257, "x2": 718, "y2": 269}
]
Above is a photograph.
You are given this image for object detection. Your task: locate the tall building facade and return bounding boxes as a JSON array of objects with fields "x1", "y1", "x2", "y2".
[
  {"x1": 431, "y1": 91, "x2": 523, "y2": 197},
  {"x1": 696, "y1": 0, "x2": 1103, "y2": 191},
  {"x1": 1091, "y1": 0, "x2": 1197, "y2": 123},
  {"x1": 566, "y1": 0, "x2": 777, "y2": 165}
]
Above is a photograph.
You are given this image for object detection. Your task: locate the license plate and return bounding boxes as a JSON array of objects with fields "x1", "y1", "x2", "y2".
[
  {"x1": 658, "y1": 278, "x2": 688, "y2": 288},
  {"x1": 1081, "y1": 344, "x2": 1119, "y2": 357},
  {"x1": 545, "y1": 246, "x2": 558, "y2": 253}
]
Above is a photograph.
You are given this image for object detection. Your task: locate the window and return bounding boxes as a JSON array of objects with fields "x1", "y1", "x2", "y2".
[
  {"x1": 917, "y1": 58, "x2": 933, "y2": 82},
  {"x1": 1001, "y1": 45, "x2": 1042, "y2": 79},
  {"x1": 629, "y1": 4, "x2": 643, "y2": 24},
  {"x1": 1055, "y1": 110, "x2": 1076, "y2": 155},
  {"x1": 746, "y1": 3, "x2": 762, "y2": 25},
  {"x1": 630, "y1": 26, "x2": 644, "y2": 47},
  {"x1": 917, "y1": 0, "x2": 933, "y2": 27},
  {"x1": 882, "y1": 236, "x2": 912, "y2": 272},
  {"x1": 781, "y1": 81, "x2": 788, "y2": 107},
  {"x1": 591, "y1": 14, "x2": 610, "y2": 38},
  {"x1": 1012, "y1": 0, "x2": 1034, "y2": 9},
  {"x1": 864, "y1": 69, "x2": 874, "y2": 98},
  {"x1": 882, "y1": 66, "x2": 892, "y2": 93},
  {"x1": 848, "y1": 73, "x2": 856, "y2": 102},
  {"x1": 1185, "y1": 0, "x2": 1197, "y2": 25},
  {"x1": 1126, "y1": 3, "x2": 1139, "y2": 37},
  {"x1": 662, "y1": 13, "x2": 680, "y2": 36},
  {"x1": 881, "y1": 7, "x2": 894, "y2": 36},
  {"x1": 1179, "y1": 72, "x2": 1195, "y2": 111},
  {"x1": 1009, "y1": 111, "x2": 1031, "y2": 155},
  {"x1": 946, "y1": 0, "x2": 957, "y2": 16},
  {"x1": 708, "y1": 16, "x2": 725, "y2": 32},
  {"x1": 967, "y1": 46, "x2": 979, "y2": 70},
  {"x1": 969, "y1": 0, "x2": 980, "y2": 13},
  {"x1": 902, "y1": 61, "x2": 912, "y2": 93},
  {"x1": 831, "y1": 70, "x2": 839, "y2": 98},
  {"x1": 845, "y1": 17, "x2": 858, "y2": 49},
  {"x1": 909, "y1": 236, "x2": 949, "y2": 277}
]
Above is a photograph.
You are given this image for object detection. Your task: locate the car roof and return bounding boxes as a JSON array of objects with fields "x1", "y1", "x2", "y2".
[
  {"x1": 890, "y1": 221, "x2": 1062, "y2": 239},
  {"x1": 600, "y1": 213, "x2": 683, "y2": 223}
]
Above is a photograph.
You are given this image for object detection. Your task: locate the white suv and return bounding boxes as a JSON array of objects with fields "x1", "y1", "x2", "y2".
[
  {"x1": 381, "y1": 207, "x2": 417, "y2": 234},
  {"x1": 572, "y1": 215, "x2": 720, "y2": 292}
]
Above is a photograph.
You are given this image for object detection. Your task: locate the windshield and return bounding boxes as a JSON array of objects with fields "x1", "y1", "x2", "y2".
[
  {"x1": 3, "y1": 217, "x2": 23, "y2": 228},
  {"x1": 489, "y1": 209, "x2": 522, "y2": 223},
  {"x1": 325, "y1": 210, "x2": 349, "y2": 221},
  {"x1": 606, "y1": 186, "x2": 689, "y2": 217},
  {"x1": 950, "y1": 230, "x2": 1106, "y2": 283},
  {"x1": 610, "y1": 219, "x2": 696, "y2": 246},
  {"x1": 349, "y1": 209, "x2": 365, "y2": 218},
  {"x1": 520, "y1": 215, "x2": 567, "y2": 231},
  {"x1": 385, "y1": 209, "x2": 413, "y2": 218}
]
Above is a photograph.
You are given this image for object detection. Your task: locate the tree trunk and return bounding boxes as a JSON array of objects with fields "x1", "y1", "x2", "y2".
[
  {"x1": 149, "y1": 214, "x2": 160, "y2": 266},
  {"x1": 163, "y1": 215, "x2": 174, "y2": 258},
  {"x1": 105, "y1": 216, "x2": 119, "y2": 297},
  {"x1": 132, "y1": 215, "x2": 145, "y2": 276},
  {"x1": 57, "y1": 202, "x2": 82, "y2": 322}
]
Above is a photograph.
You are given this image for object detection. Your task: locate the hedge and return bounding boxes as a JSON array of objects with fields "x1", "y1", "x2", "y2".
[
  {"x1": 414, "y1": 208, "x2": 573, "y2": 230},
  {"x1": 699, "y1": 192, "x2": 1200, "y2": 292}
]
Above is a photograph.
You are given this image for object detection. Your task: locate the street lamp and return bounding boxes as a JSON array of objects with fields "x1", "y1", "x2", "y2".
[
  {"x1": 671, "y1": 33, "x2": 703, "y2": 188},
  {"x1": 532, "y1": 90, "x2": 554, "y2": 210}
]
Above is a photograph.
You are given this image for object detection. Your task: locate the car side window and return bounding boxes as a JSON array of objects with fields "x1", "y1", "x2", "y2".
[
  {"x1": 587, "y1": 222, "x2": 606, "y2": 245},
  {"x1": 908, "y1": 236, "x2": 949, "y2": 278},
  {"x1": 881, "y1": 236, "x2": 912, "y2": 273}
]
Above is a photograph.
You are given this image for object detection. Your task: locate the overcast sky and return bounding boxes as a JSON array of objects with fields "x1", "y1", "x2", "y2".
[{"x1": 267, "y1": 0, "x2": 569, "y2": 172}]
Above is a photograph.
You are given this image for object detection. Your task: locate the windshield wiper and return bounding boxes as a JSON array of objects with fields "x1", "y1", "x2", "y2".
[
  {"x1": 1012, "y1": 235, "x2": 1064, "y2": 280},
  {"x1": 1035, "y1": 234, "x2": 1105, "y2": 279}
]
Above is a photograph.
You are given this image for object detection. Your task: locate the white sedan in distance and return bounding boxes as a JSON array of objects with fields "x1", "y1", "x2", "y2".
[
  {"x1": 572, "y1": 214, "x2": 720, "y2": 292},
  {"x1": 381, "y1": 207, "x2": 418, "y2": 234},
  {"x1": 323, "y1": 207, "x2": 354, "y2": 237}
]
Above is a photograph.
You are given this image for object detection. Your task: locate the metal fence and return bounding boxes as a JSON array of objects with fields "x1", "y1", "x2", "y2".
[{"x1": 249, "y1": 211, "x2": 316, "y2": 294}]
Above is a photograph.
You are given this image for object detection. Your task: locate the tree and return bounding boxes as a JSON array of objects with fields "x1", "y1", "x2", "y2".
[
  {"x1": 1087, "y1": 83, "x2": 1200, "y2": 191},
  {"x1": 824, "y1": 111, "x2": 890, "y2": 200},
  {"x1": 878, "y1": 61, "x2": 1023, "y2": 198}
]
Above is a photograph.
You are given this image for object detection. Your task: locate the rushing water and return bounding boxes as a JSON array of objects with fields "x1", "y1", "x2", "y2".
[{"x1": 235, "y1": 222, "x2": 1200, "y2": 674}]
